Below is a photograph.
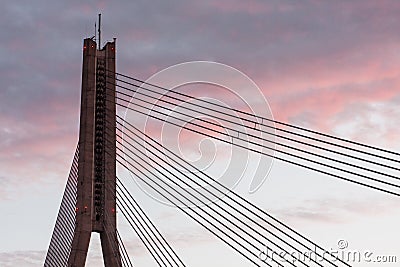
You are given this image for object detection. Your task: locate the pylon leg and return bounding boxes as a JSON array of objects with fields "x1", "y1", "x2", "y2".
[
  {"x1": 68, "y1": 230, "x2": 91, "y2": 267},
  {"x1": 100, "y1": 231, "x2": 120, "y2": 266}
]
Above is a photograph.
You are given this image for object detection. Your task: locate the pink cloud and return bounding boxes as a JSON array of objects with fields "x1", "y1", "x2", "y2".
[{"x1": 208, "y1": 0, "x2": 272, "y2": 15}]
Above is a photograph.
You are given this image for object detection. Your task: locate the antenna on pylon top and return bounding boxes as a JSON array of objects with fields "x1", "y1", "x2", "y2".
[
  {"x1": 93, "y1": 22, "x2": 97, "y2": 41},
  {"x1": 98, "y1": 13, "x2": 101, "y2": 49}
]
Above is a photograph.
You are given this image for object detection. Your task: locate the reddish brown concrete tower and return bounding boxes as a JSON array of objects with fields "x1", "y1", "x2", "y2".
[{"x1": 67, "y1": 34, "x2": 120, "y2": 266}]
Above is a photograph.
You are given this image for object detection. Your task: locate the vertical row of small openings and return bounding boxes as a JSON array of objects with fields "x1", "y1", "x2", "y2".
[{"x1": 94, "y1": 57, "x2": 106, "y2": 221}]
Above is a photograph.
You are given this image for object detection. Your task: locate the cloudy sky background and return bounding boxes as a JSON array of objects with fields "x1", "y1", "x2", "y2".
[{"x1": 1, "y1": 1, "x2": 400, "y2": 266}]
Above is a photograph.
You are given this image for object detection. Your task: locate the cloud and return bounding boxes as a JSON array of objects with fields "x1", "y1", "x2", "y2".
[
  {"x1": 1, "y1": 0, "x2": 398, "y2": 209},
  {"x1": 0, "y1": 109, "x2": 78, "y2": 200},
  {"x1": 0, "y1": 250, "x2": 45, "y2": 267},
  {"x1": 207, "y1": 0, "x2": 272, "y2": 15},
  {"x1": 274, "y1": 195, "x2": 400, "y2": 224}
]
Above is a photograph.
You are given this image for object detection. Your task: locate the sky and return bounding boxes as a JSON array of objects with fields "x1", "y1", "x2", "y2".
[{"x1": 1, "y1": 0, "x2": 400, "y2": 266}]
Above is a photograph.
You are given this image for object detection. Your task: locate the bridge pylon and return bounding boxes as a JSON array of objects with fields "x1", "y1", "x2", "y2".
[{"x1": 67, "y1": 36, "x2": 120, "y2": 266}]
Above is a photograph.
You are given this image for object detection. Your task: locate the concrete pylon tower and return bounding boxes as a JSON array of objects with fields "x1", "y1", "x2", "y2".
[{"x1": 67, "y1": 33, "x2": 120, "y2": 266}]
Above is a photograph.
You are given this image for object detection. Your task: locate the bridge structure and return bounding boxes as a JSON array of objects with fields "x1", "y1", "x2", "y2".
[{"x1": 44, "y1": 28, "x2": 400, "y2": 267}]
